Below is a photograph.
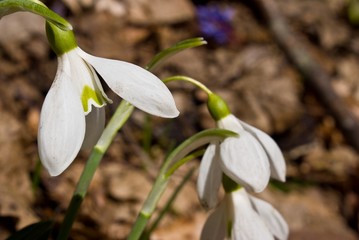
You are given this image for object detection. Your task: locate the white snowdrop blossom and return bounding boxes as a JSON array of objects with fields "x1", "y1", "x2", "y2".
[
  {"x1": 201, "y1": 188, "x2": 289, "y2": 240},
  {"x1": 39, "y1": 22, "x2": 179, "y2": 176},
  {"x1": 197, "y1": 94, "x2": 286, "y2": 208}
]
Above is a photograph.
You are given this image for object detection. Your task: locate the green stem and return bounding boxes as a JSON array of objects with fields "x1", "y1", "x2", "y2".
[
  {"x1": 127, "y1": 129, "x2": 236, "y2": 240},
  {"x1": 0, "y1": 0, "x2": 72, "y2": 30},
  {"x1": 56, "y1": 101, "x2": 134, "y2": 240},
  {"x1": 128, "y1": 173, "x2": 169, "y2": 240},
  {"x1": 165, "y1": 149, "x2": 204, "y2": 177},
  {"x1": 163, "y1": 75, "x2": 212, "y2": 95},
  {"x1": 146, "y1": 168, "x2": 195, "y2": 238}
]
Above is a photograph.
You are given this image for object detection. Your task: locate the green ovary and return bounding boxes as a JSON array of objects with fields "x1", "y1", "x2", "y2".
[{"x1": 81, "y1": 85, "x2": 105, "y2": 113}]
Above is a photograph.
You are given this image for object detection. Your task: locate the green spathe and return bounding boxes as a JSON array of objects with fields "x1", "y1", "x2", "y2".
[
  {"x1": 46, "y1": 21, "x2": 77, "y2": 55},
  {"x1": 81, "y1": 85, "x2": 105, "y2": 113},
  {"x1": 207, "y1": 93, "x2": 231, "y2": 121}
]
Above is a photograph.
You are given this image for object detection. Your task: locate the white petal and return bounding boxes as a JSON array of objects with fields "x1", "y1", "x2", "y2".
[
  {"x1": 239, "y1": 120, "x2": 286, "y2": 182},
  {"x1": 231, "y1": 189, "x2": 274, "y2": 240},
  {"x1": 218, "y1": 114, "x2": 244, "y2": 132},
  {"x1": 197, "y1": 142, "x2": 223, "y2": 209},
  {"x1": 77, "y1": 48, "x2": 179, "y2": 118},
  {"x1": 81, "y1": 106, "x2": 105, "y2": 149},
  {"x1": 66, "y1": 49, "x2": 110, "y2": 114},
  {"x1": 219, "y1": 131, "x2": 270, "y2": 192},
  {"x1": 249, "y1": 196, "x2": 289, "y2": 240},
  {"x1": 38, "y1": 55, "x2": 85, "y2": 176},
  {"x1": 200, "y1": 198, "x2": 227, "y2": 240}
]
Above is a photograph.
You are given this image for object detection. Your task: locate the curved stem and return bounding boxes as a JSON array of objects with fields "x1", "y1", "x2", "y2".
[
  {"x1": 145, "y1": 168, "x2": 195, "y2": 238},
  {"x1": 165, "y1": 149, "x2": 204, "y2": 177},
  {"x1": 163, "y1": 75, "x2": 213, "y2": 95},
  {"x1": 127, "y1": 129, "x2": 236, "y2": 240},
  {"x1": 0, "y1": 0, "x2": 72, "y2": 30}
]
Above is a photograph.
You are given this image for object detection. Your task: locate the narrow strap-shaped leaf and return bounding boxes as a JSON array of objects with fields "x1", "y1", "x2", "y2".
[
  {"x1": 146, "y1": 37, "x2": 207, "y2": 70},
  {"x1": 128, "y1": 128, "x2": 237, "y2": 240}
]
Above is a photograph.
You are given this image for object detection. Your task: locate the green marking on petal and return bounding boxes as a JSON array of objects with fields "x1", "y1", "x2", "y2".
[{"x1": 81, "y1": 85, "x2": 105, "y2": 113}]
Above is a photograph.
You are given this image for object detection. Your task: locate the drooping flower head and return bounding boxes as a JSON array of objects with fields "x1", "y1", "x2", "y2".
[
  {"x1": 39, "y1": 22, "x2": 179, "y2": 176},
  {"x1": 197, "y1": 93, "x2": 286, "y2": 208},
  {"x1": 200, "y1": 188, "x2": 289, "y2": 240}
]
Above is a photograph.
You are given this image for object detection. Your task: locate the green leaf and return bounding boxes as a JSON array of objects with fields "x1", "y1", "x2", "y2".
[
  {"x1": 128, "y1": 128, "x2": 236, "y2": 240},
  {"x1": 146, "y1": 37, "x2": 207, "y2": 70},
  {"x1": 145, "y1": 168, "x2": 195, "y2": 238},
  {"x1": 6, "y1": 220, "x2": 54, "y2": 240},
  {"x1": 165, "y1": 128, "x2": 237, "y2": 176}
]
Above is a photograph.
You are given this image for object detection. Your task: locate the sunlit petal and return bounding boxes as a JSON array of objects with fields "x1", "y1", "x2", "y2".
[
  {"x1": 77, "y1": 48, "x2": 179, "y2": 118},
  {"x1": 231, "y1": 189, "x2": 274, "y2": 240},
  {"x1": 239, "y1": 120, "x2": 286, "y2": 182},
  {"x1": 219, "y1": 131, "x2": 270, "y2": 192},
  {"x1": 250, "y1": 196, "x2": 289, "y2": 240},
  {"x1": 217, "y1": 114, "x2": 244, "y2": 132},
  {"x1": 200, "y1": 198, "x2": 227, "y2": 240},
  {"x1": 81, "y1": 106, "x2": 106, "y2": 149},
  {"x1": 197, "y1": 142, "x2": 223, "y2": 209},
  {"x1": 38, "y1": 55, "x2": 85, "y2": 176}
]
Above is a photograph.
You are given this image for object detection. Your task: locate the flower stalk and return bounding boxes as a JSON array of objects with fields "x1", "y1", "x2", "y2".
[
  {"x1": 127, "y1": 129, "x2": 237, "y2": 240},
  {"x1": 163, "y1": 75, "x2": 212, "y2": 95},
  {"x1": 146, "y1": 168, "x2": 195, "y2": 237},
  {"x1": 0, "y1": 0, "x2": 72, "y2": 30}
]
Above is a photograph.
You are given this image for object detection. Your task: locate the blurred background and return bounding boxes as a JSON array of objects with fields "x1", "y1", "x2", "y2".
[{"x1": 1, "y1": 0, "x2": 359, "y2": 239}]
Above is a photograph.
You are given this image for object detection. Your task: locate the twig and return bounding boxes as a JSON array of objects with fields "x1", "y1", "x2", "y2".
[{"x1": 253, "y1": 0, "x2": 359, "y2": 153}]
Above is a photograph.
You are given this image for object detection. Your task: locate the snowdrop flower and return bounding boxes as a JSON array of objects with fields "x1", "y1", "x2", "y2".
[
  {"x1": 39, "y1": 22, "x2": 179, "y2": 176},
  {"x1": 201, "y1": 188, "x2": 289, "y2": 240},
  {"x1": 197, "y1": 93, "x2": 286, "y2": 208}
]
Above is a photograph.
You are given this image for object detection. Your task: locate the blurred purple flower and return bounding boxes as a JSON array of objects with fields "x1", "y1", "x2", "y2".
[{"x1": 196, "y1": 5, "x2": 235, "y2": 45}]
